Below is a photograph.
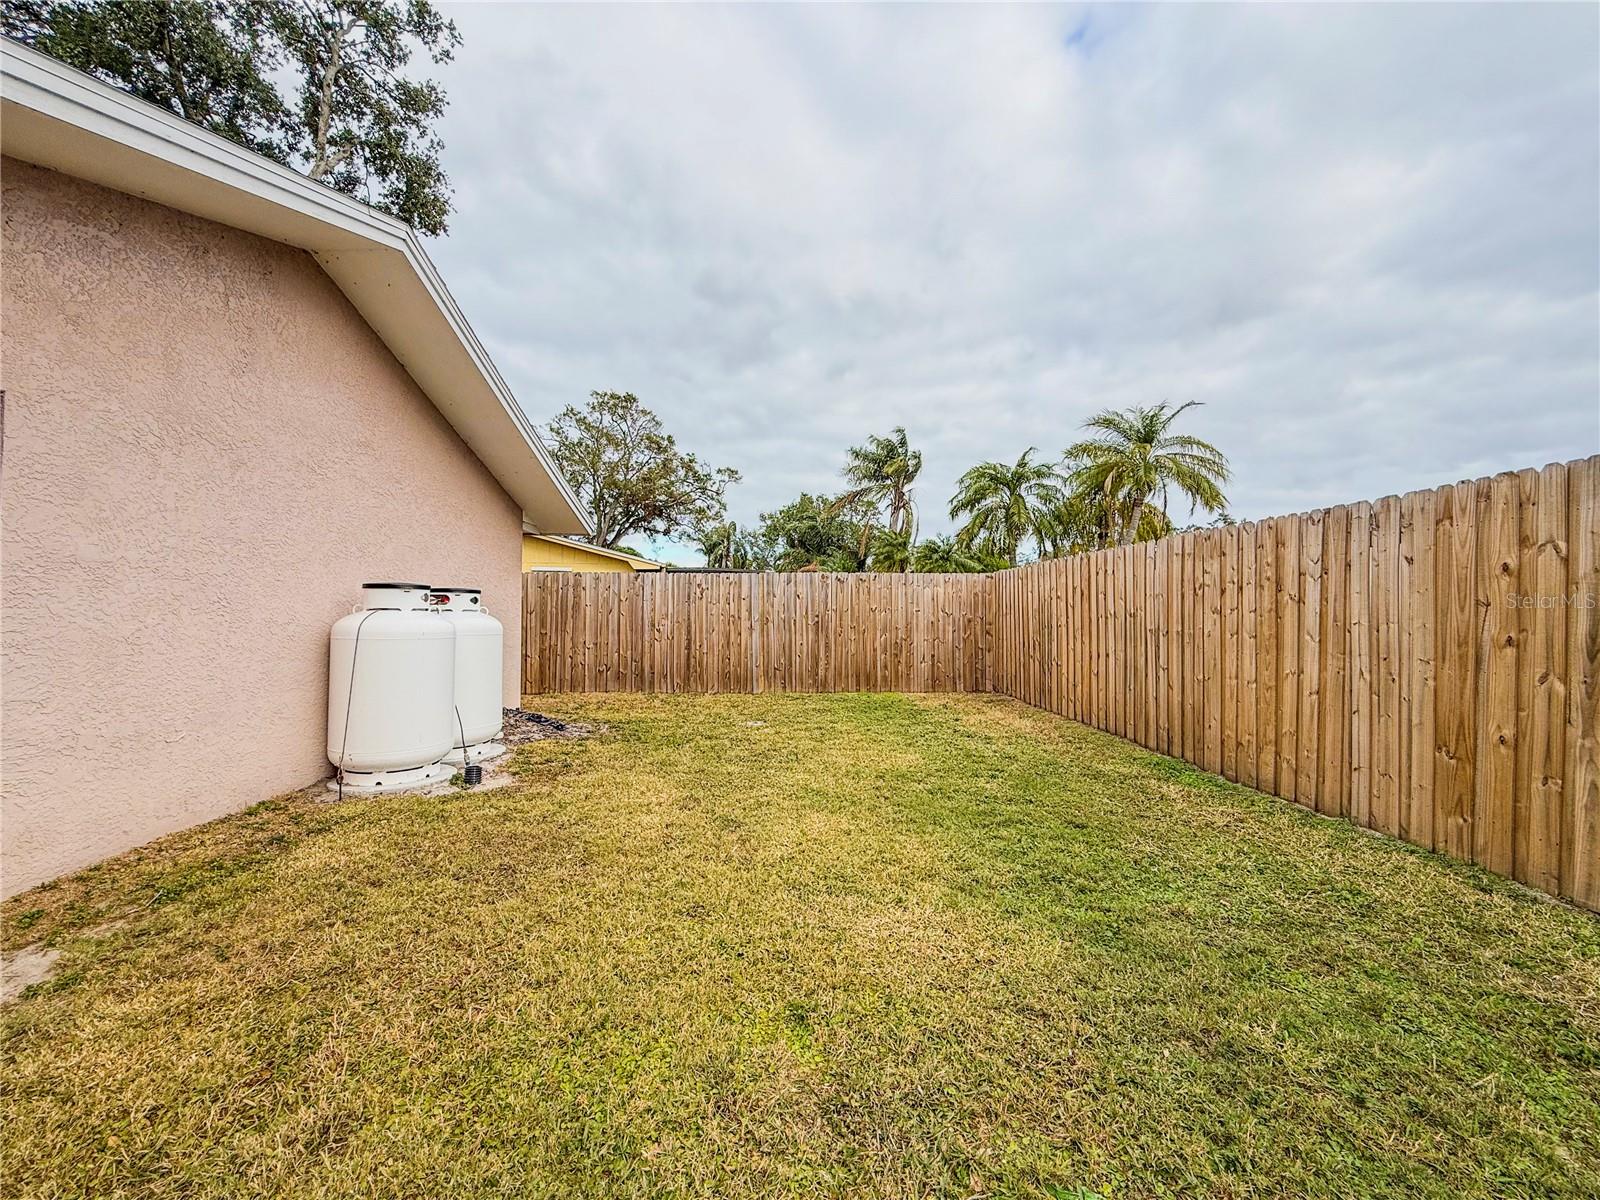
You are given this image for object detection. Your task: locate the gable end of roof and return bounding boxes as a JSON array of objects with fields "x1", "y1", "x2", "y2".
[{"x1": 0, "y1": 38, "x2": 589, "y2": 536}]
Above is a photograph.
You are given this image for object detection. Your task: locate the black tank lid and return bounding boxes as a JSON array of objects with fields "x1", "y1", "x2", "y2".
[
  {"x1": 434, "y1": 586, "x2": 481, "y2": 594},
  {"x1": 364, "y1": 581, "x2": 430, "y2": 589}
]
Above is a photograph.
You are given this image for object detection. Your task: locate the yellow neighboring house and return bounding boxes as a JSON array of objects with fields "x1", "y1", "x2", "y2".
[{"x1": 522, "y1": 532, "x2": 665, "y2": 573}]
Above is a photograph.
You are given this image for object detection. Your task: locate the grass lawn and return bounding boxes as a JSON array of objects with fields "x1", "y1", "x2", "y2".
[{"x1": 3, "y1": 693, "x2": 1598, "y2": 1199}]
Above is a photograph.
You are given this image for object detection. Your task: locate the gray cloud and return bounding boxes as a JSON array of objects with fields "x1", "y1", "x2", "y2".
[{"x1": 430, "y1": 2, "x2": 1599, "y2": 559}]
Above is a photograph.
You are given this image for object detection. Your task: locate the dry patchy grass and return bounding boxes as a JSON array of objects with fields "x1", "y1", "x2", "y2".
[{"x1": 3, "y1": 693, "x2": 1597, "y2": 1199}]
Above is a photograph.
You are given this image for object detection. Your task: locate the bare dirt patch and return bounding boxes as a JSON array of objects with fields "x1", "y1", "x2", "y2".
[
  {"x1": 499, "y1": 707, "x2": 604, "y2": 746},
  {"x1": 2, "y1": 944, "x2": 60, "y2": 1004}
]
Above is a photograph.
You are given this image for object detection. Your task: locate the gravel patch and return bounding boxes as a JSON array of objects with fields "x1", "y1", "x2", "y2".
[{"x1": 500, "y1": 707, "x2": 603, "y2": 746}]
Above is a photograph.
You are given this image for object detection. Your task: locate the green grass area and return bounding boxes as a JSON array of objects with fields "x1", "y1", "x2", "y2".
[{"x1": 4, "y1": 693, "x2": 1597, "y2": 1198}]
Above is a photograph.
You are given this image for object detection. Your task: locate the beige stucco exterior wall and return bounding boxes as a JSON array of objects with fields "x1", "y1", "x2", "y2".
[{"x1": 0, "y1": 157, "x2": 525, "y2": 898}]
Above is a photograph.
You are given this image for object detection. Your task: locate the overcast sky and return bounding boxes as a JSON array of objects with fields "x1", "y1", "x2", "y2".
[{"x1": 428, "y1": 2, "x2": 1599, "y2": 562}]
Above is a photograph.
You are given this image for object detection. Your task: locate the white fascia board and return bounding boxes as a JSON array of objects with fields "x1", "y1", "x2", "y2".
[{"x1": 0, "y1": 38, "x2": 590, "y2": 535}]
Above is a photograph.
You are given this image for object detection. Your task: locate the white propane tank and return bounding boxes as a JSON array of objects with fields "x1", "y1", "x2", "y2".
[
  {"x1": 327, "y1": 582, "x2": 456, "y2": 793},
  {"x1": 431, "y1": 587, "x2": 505, "y2": 766}
]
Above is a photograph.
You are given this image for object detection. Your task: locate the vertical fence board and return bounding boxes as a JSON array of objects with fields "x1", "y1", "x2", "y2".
[
  {"x1": 1528, "y1": 462, "x2": 1570, "y2": 895},
  {"x1": 1205, "y1": 533, "x2": 1224, "y2": 774},
  {"x1": 1239, "y1": 523, "x2": 1259, "y2": 790},
  {"x1": 1374, "y1": 496, "x2": 1402, "y2": 835},
  {"x1": 1402, "y1": 491, "x2": 1435, "y2": 844},
  {"x1": 1184, "y1": 534, "x2": 1201, "y2": 764},
  {"x1": 1473, "y1": 472, "x2": 1520, "y2": 874},
  {"x1": 1435, "y1": 481, "x2": 1479, "y2": 860},
  {"x1": 1565, "y1": 457, "x2": 1598, "y2": 907},
  {"x1": 1277, "y1": 517, "x2": 1301, "y2": 803},
  {"x1": 1143, "y1": 544, "x2": 1158, "y2": 746},
  {"x1": 1347, "y1": 503, "x2": 1373, "y2": 828},
  {"x1": 1318, "y1": 506, "x2": 1349, "y2": 818},
  {"x1": 1257, "y1": 519, "x2": 1279, "y2": 795},
  {"x1": 1222, "y1": 527, "x2": 1241, "y2": 782},
  {"x1": 1299, "y1": 510, "x2": 1325, "y2": 810}
]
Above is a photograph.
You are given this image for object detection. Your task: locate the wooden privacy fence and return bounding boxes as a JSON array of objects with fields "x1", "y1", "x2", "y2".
[
  {"x1": 524, "y1": 455, "x2": 1599, "y2": 910},
  {"x1": 522, "y1": 571, "x2": 993, "y2": 694},
  {"x1": 992, "y1": 456, "x2": 1599, "y2": 911}
]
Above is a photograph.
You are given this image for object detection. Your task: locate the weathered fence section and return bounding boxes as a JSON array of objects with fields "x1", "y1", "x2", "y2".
[
  {"x1": 523, "y1": 570, "x2": 992, "y2": 694},
  {"x1": 522, "y1": 455, "x2": 1599, "y2": 909}
]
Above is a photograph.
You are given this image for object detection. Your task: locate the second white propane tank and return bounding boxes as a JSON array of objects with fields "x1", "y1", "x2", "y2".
[
  {"x1": 327, "y1": 582, "x2": 456, "y2": 793},
  {"x1": 431, "y1": 586, "x2": 505, "y2": 766}
]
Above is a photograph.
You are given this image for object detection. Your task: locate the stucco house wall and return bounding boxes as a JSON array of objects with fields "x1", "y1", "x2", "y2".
[{"x1": 0, "y1": 157, "x2": 525, "y2": 897}]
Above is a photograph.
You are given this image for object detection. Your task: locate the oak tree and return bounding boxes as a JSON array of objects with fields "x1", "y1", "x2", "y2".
[{"x1": 544, "y1": 392, "x2": 741, "y2": 551}]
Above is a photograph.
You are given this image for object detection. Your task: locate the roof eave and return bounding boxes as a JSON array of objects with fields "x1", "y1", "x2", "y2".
[{"x1": 0, "y1": 38, "x2": 590, "y2": 536}]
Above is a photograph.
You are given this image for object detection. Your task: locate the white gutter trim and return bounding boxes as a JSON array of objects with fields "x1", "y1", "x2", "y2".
[{"x1": 1, "y1": 42, "x2": 410, "y2": 245}]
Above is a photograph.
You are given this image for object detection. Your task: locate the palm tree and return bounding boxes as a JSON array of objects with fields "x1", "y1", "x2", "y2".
[
  {"x1": 694, "y1": 521, "x2": 738, "y2": 568},
  {"x1": 948, "y1": 449, "x2": 1064, "y2": 566},
  {"x1": 760, "y1": 493, "x2": 867, "y2": 571},
  {"x1": 1033, "y1": 491, "x2": 1107, "y2": 557},
  {"x1": 911, "y1": 534, "x2": 990, "y2": 573},
  {"x1": 694, "y1": 520, "x2": 771, "y2": 569},
  {"x1": 1035, "y1": 489, "x2": 1176, "y2": 557},
  {"x1": 1063, "y1": 401, "x2": 1229, "y2": 546},
  {"x1": 868, "y1": 528, "x2": 913, "y2": 573},
  {"x1": 834, "y1": 427, "x2": 924, "y2": 568}
]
